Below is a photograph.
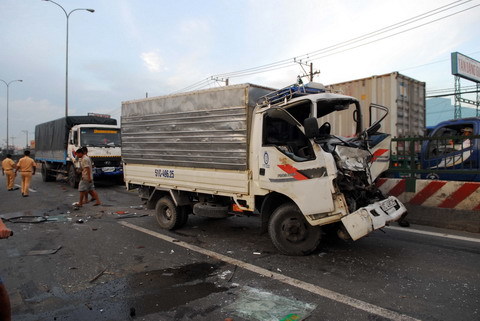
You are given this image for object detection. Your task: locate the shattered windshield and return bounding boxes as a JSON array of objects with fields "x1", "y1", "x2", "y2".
[{"x1": 80, "y1": 128, "x2": 121, "y2": 147}]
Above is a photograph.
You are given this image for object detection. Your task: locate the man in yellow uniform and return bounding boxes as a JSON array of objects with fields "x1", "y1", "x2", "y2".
[
  {"x1": 1, "y1": 154, "x2": 16, "y2": 191},
  {"x1": 15, "y1": 150, "x2": 36, "y2": 197}
]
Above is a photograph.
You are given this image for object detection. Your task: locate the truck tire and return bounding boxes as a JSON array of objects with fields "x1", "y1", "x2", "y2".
[
  {"x1": 268, "y1": 203, "x2": 321, "y2": 256},
  {"x1": 41, "y1": 164, "x2": 56, "y2": 182},
  {"x1": 155, "y1": 196, "x2": 187, "y2": 230},
  {"x1": 68, "y1": 165, "x2": 79, "y2": 188}
]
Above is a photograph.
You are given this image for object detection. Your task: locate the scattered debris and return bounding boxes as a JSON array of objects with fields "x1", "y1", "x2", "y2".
[
  {"x1": 130, "y1": 205, "x2": 144, "y2": 210},
  {"x1": 253, "y1": 252, "x2": 261, "y2": 255},
  {"x1": 89, "y1": 268, "x2": 108, "y2": 283},
  {"x1": 76, "y1": 219, "x2": 84, "y2": 224},
  {"x1": 27, "y1": 245, "x2": 62, "y2": 256},
  {"x1": 223, "y1": 286, "x2": 316, "y2": 321},
  {"x1": 114, "y1": 213, "x2": 148, "y2": 219}
]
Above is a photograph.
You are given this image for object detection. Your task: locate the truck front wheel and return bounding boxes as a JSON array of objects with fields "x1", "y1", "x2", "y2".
[
  {"x1": 155, "y1": 196, "x2": 187, "y2": 230},
  {"x1": 41, "y1": 164, "x2": 56, "y2": 182},
  {"x1": 268, "y1": 203, "x2": 321, "y2": 256}
]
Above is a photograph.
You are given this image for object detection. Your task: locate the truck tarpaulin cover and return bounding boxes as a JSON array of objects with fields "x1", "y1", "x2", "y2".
[
  {"x1": 121, "y1": 84, "x2": 273, "y2": 171},
  {"x1": 35, "y1": 116, "x2": 117, "y2": 161}
]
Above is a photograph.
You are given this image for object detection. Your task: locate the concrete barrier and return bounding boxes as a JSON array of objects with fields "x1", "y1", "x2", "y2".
[{"x1": 377, "y1": 178, "x2": 480, "y2": 232}]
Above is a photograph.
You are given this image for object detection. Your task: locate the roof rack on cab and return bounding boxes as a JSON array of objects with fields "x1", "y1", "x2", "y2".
[{"x1": 257, "y1": 82, "x2": 326, "y2": 108}]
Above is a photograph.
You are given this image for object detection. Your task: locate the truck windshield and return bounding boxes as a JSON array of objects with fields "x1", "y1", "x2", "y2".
[{"x1": 80, "y1": 128, "x2": 121, "y2": 147}]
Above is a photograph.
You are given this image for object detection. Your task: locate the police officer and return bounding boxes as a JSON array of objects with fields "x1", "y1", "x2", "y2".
[
  {"x1": 1, "y1": 154, "x2": 16, "y2": 191},
  {"x1": 15, "y1": 150, "x2": 36, "y2": 197}
]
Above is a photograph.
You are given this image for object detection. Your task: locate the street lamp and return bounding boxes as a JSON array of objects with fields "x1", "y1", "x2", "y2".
[
  {"x1": 42, "y1": 0, "x2": 95, "y2": 117},
  {"x1": 0, "y1": 79, "x2": 23, "y2": 153}
]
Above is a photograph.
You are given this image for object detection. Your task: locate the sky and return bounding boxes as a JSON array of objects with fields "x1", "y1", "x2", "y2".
[{"x1": 0, "y1": 0, "x2": 479, "y2": 149}]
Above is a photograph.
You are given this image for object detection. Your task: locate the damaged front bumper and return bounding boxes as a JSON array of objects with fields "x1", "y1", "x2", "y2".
[{"x1": 341, "y1": 196, "x2": 406, "y2": 241}]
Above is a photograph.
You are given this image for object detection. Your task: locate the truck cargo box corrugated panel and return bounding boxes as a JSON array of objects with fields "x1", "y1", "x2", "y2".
[
  {"x1": 121, "y1": 84, "x2": 274, "y2": 171},
  {"x1": 325, "y1": 72, "x2": 426, "y2": 137}
]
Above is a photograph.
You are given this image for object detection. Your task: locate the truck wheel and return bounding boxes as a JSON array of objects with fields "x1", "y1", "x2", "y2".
[
  {"x1": 155, "y1": 197, "x2": 187, "y2": 230},
  {"x1": 41, "y1": 164, "x2": 56, "y2": 182},
  {"x1": 268, "y1": 203, "x2": 321, "y2": 256},
  {"x1": 68, "y1": 165, "x2": 79, "y2": 188}
]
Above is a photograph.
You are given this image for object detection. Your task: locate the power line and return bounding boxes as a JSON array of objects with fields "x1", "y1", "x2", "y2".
[{"x1": 173, "y1": 0, "x2": 479, "y2": 93}]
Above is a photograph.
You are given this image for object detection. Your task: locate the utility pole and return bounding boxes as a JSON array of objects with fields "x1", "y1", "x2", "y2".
[
  {"x1": 10, "y1": 136, "x2": 15, "y2": 151},
  {"x1": 294, "y1": 59, "x2": 320, "y2": 82},
  {"x1": 22, "y1": 130, "x2": 29, "y2": 149},
  {"x1": 211, "y1": 76, "x2": 229, "y2": 86}
]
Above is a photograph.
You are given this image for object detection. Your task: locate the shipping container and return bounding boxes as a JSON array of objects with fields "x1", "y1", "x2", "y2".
[{"x1": 325, "y1": 72, "x2": 426, "y2": 137}]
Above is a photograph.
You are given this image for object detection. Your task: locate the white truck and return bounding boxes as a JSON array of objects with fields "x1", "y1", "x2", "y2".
[
  {"x1": 121, "y1": 83, "x2": 406, "y2": 255},
  {"x1": 35, "y1": 115, "x2": 123, "y2": 187}
]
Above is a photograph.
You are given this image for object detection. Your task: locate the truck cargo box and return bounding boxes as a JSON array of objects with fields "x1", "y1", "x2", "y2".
[
  {"x1": 121, "y1": 84, "x2": 273, "y2": 171},
  {"x1": 326, "y1": 72, "x2": 426, "y2": 137},
  {"x1": 35, "y1": 116, "x2": 117, "y2": 161}
]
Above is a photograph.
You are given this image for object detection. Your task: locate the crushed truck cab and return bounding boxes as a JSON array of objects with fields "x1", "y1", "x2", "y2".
[{"x1": 122, "y1": 83, "x2": 406, "y2": 255}]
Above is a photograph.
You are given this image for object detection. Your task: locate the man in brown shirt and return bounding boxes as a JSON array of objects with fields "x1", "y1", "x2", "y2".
[
  {"x1": 1, "y1": 154, "x2": 16, "y2": 191},
  {"x1": 15, "y1": 150, "x2": 36, "y2": 197}
]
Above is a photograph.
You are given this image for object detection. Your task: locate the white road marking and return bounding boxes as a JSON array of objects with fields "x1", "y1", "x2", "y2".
[
  {"x1": 119, "y1": 221, "x2": 419, "y2": 321},
  {"x1": 386, "y1": 226, "x2": 480, "y2": 244},
  {"x1": 14, "y1": 184, "x2": 37, "y2": 192}
]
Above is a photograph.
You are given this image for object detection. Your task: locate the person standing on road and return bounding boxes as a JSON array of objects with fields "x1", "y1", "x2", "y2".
[
  {"x1": 75, "y1": 148, "x2": 101, "y2": 207},
  {"x1": 80, "y1": 147, "x2": 98, "y2": 204},
  {"x1": 1, "y1": 154, "x2": 16, "y2": 191},
  {"x1": 15, "y1": 150, "x2": 36, "y2": 197},
  {"x1": 0, "y1": 218, "x2": 12, "y2": 321}
]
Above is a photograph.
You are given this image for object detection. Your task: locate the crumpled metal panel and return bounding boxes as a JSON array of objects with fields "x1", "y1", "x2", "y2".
[{"x1": 121, "y1": 84, "x2": 273, "y2": 170}]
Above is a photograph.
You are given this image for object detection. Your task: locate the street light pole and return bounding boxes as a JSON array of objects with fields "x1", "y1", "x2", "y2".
[
  {"x1": 0, "y1": 79, "x2": 23, "y2": 153},
  {"x1": 42, "y1": 0, "x2": 94, "y2": 117}
]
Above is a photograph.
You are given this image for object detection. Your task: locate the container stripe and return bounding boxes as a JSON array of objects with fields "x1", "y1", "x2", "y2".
[
  {"x1": 387, "y1": 179, "x2": 406, "y2": 197},
  {"x1": 439, "y1": 183, "x2": 480, "y2": 208},
  {"x1": 409, "y1": 181, "x2": 447, "y2": 205}
]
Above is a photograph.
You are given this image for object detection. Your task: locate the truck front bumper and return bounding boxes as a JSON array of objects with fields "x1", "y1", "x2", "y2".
[
  {"x1": 93, "y1": 167, "x2": 123, "y2": 177},
  {"x1": 341, "y1": 196, "x2": 406, "y2": 241}
]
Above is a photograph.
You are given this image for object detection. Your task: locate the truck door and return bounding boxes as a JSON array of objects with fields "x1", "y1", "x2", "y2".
[{"x1": 258, "y1": 108, "x2": 336, "y2": 215}]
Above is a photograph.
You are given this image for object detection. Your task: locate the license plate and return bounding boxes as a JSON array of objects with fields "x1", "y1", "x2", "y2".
[
  {"x1": 381, "y1": 198, "x2": 396, "y2": 212},
  {"x1": 102, "y1": 167, "x2": 115, "y2": 173}
]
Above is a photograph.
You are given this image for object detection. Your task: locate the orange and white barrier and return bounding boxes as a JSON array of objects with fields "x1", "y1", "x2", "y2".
[{"x1": 376, "y1": 178, "x2": 480, "y2": 211}]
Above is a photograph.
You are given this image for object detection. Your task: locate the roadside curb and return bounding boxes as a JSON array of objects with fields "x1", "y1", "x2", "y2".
[{"x1": 404, "y1": 204, "x2": 480, "y2": 233}]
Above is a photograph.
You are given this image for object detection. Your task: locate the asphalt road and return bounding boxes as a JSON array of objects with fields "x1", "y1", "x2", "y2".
[{"x1": 0, "y1": 174, "x2": 479, "y2": 321}]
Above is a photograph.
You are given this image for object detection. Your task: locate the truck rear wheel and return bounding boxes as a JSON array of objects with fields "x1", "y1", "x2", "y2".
[
  {"x1": 155, "y1": 196, "x2": 187, "y2": 230},
  {"x1": 68, "y1": 165, "x2": 79, "y2": 188},
  {"x1": 41, "y1": 164, "x2": 56, "y2": 182},
  {"x1": 268, "y1": 203, "x2": 321, "y2": 256}
]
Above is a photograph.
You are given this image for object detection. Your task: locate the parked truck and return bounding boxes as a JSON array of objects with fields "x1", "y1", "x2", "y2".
[
  {"x1": 122, "y1": 83, "x2": 406, "y2": 255},
  {"x1": 35, "y1": 115, "x2": 123, "y2": 187}
]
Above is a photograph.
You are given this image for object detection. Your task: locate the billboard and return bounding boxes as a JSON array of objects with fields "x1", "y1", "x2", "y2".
[{"x1": 451, "y1": 52, "x2": 480, "y2": 83}]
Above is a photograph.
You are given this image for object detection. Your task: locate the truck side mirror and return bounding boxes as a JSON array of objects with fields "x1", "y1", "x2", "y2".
[{"x1": 304, "y1": 117, "x2": 319, "y2": 139}]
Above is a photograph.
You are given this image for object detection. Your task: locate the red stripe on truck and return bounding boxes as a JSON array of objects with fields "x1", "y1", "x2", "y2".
[
  {"x1": 277, "y1": 164, "x2": 309, "y2": 181},
  {"x1": 370, "y1": 149, "x2": 389, "y2": 162}
]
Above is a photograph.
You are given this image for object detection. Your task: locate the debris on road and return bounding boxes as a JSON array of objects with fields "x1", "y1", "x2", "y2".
[
  {"x1": 223, "y1": 286, "x2": 316, "y2": 321},
  {"x1": 27, "y1": 245, "x2": 62, "y2": 256},
  {"x1": 89, "y1": 268, "x2": 108, "y2": 283}
]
